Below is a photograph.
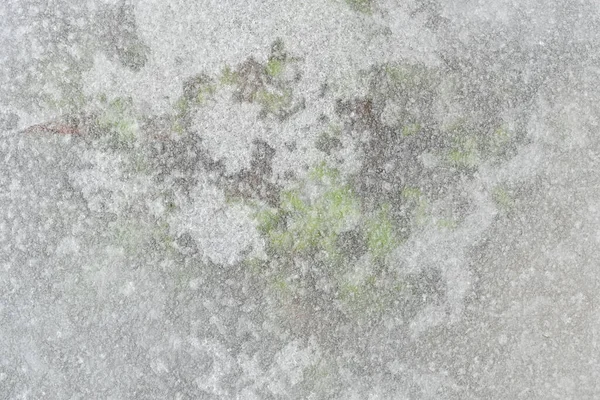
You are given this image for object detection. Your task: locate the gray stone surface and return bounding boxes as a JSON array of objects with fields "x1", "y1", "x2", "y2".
[{"x1": 1, "y1": 0, "x2": 599, "y2": 398}]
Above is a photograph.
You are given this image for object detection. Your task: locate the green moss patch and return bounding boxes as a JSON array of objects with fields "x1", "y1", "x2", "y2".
[
  {"x1": 97, "y1": 96, "x2": 140, "y2": 147},
  {"x1": 265, "y1": 58, "x2": 284, "y2": 77},
  {"x1": 263, "y1": 166, "x2": 360, "y2": 257},
  {"x1": 366, "y1": 204, "x2": 397, "y2": 259},
  {"x1": 345, "y1": 0, "x2": 373, "y2": 13},
  {"x1": 255, "y1": 89, "x2": 293, "y2": 115},
  {"x1": 492, "y1": 185, "x2": 516, "y2": 212},
  {"x1": 249, "y1": 161, "x2": 412, "y2": 322},
  {"x1": 219, "y1": 65, "x2": 240, "y2": 86}
]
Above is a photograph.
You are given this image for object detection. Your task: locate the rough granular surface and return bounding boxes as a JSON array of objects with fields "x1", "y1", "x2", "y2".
[{"x1": 1, "y1": 0, "x2": 599, "y2": 398}]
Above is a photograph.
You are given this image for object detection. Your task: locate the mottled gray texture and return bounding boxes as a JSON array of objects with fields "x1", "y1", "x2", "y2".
[{"x1": 1, "y1": 0, "x2": 599, "y2": 398}]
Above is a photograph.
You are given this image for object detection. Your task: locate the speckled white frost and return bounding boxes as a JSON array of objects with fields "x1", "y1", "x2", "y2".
[{"x1": 171, "y1": 179, "x2": 263, "y2": 265}]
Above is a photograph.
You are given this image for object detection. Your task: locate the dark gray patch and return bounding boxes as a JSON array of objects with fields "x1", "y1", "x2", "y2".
[
  {"x1": 96, "y1": 1, "x2": 150, "y2": 72},
  {"x1": 223, "y1": 139, "x2": 280, "y2": 206},
  {"x1": 233, "y1": 58, "x2": 266, "y2": 104},
  {"x1": 336, "y1": 229, "x2": 367, "y2": 260},
  {"x1": 250, "y1": 139, "x2": 276, "y2": 176},
  {"x1": 315, "y1": 130, "x2": 342, "y2": 155},
  {"x1": 284, "y1": 140, "x2": 297, "y2": 152}
]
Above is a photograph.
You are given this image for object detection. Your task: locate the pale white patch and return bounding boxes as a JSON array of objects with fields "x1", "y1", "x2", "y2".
[
  {"x1": 191, "y1": 94, "x2": 266, "y2": 175},
  {"x1": 172, "y1": 180, "x2": 263, "y2": 265}
]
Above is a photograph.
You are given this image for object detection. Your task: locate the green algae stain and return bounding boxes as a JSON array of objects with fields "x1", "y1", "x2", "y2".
[
  {"x1": 97, "y1": 96, "x2": 139, "y2": 147},
  {"x1": 401, "y1": 186, "x2": 422, "y2": 200},
  {"x1": 255, "y1": 89, "x2": 293, "y2": 114},
  {"x1": 492, "y1": 185, "x2": 515, "y2": 212},
  {"x1": 182, "y1": 74, "x2": 217, "y2": 107},
  {"x1": 436, "y1": 217, "x2": 458, "y2": 230},
  {"x1": 248, "y1": 160, "x2": 414, "y2": 321},
  {"x1": 265, "y1": 58, "x2": 284, "y2": 77},
  {"x1": 366, "y1": 204, "x2": 397, "y2": 259},
  {"x1": 402, "y1": 186, "x2": 430, "y2": 226},
  {"x1": 448, "y1": 136, "x2": 480, "y2": 169},
  {"x1": 401, "y1": 123, "x2": 421, "y2": 137},
  {"x1": 345, "y1": 0, "x2": 373, "y2": 14},
  {"x1": 219, "y1": 65, "x2": 240, "y2": 86},
  {"x1": 255, "y1": 208, "x2": 282, "y2": 235},
  {"x1": 257, "y1": 164, "x2": 360, "y2": 258}
]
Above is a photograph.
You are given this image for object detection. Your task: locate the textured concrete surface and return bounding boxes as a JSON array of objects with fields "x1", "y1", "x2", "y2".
[{"x1": 1, "y1": 0, "x2": 599, "y2": 398}]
